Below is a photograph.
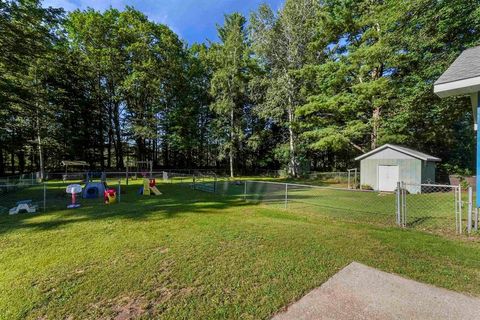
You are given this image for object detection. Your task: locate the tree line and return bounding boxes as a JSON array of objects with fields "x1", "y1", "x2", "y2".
[{"x1": 1, "y1": 0, "x2": 479, "y2": 178}]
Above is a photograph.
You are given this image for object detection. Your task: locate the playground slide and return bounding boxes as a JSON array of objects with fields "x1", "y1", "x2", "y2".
[{"x1": 150, "y1": 186, "x2": 162, "y2": 195}]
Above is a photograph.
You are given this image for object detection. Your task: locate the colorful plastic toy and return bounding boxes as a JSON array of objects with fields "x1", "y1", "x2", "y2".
[
  {"x1": 66, "y1": 184, "x2": 83, "y2": 209},
  {"x1": 104, "y1": 188, "x2": 117, "y2": 204},
  {"x1": 138, "y1": 178, "x2": 162, "y2": 196},
  {"x1": 9, "y1": 200, "x2": 38, "y2": 215}
]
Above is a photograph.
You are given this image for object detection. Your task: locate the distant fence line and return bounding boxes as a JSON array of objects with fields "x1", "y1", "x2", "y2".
[
  {"x1": 0, "y1": 169, "x2": 358, "y2": 183},
  {"x1": 0, "y1": 168, "x2": 361, "y2": 181},
  {"x1": 165, "y1": 171, "x2": 477, "y2": 237}
]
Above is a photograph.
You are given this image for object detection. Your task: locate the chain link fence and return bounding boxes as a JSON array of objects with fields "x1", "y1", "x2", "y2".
[
  {"x1": 2, "y1": 170, "x2": 476, "y2": 238},
  {"x1": 166, "y1": 175, "x2": 473, "y2": 237},
  {"x1": 242, "y1": 181, "x2": 396, "y2": 226},
  {"x1": 0, "y1": 173, "x2": 37, "y2": 185},
  {"x1": 0, "y1": 182, "x2": 45, "y2": 214},
  {"x1": 397, "y1": 183, "x2": 462, "y2": 235}
]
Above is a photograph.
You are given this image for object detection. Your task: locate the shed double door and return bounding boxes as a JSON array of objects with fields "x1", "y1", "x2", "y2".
[{"x1": 378, "y1": 165, "x2": 399, "y2": 192}]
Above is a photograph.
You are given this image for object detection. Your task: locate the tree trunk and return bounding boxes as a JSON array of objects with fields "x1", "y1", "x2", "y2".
[
  {"x1": 0, "y1": 147, "x2": 4, "y2": 176},
  {"x1": 18, "y1": 151, "x2": 25, "y2": 174},
  {"x1": 97, "y1": 74, "x2": 105, "y2": 170},
  {"x1": 36, "y1": 111, "x2": 44, "y2": 180},
  {"x1": 370, "y1": 59, "x2": 383, "y2": 150},
  {"x1": 113, "y1": 103, "x2": 124, "y2": 169},
  {"x1": 230, "y1": 107, "x2": 234, "y2": 178},
  {"x1": 371, "y1": 107, "x2": 381, "y2": 150},
  {"x1": 10, "y1": 149, "x2": 15, "y2": 175},
  {"x1": 107, "y1": 100, "x2": 113, "y2": 169},
  {"x1": 33, "y1": 67, "x2": 44, "y2": 180},
  {"x1": 287, "y1": 106, "x2": 297, "y2": 177},
  {"x1": 107, "y1": 131, "x2": 112, "y2": 169},
  {"x1": 37, "y1": 126, "x2": 44, "y2": 179}
]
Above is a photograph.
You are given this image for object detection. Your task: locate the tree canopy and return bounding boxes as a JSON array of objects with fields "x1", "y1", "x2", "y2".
[{"x1": 1, "y1": 0, "x2": 479, "y2": 178}]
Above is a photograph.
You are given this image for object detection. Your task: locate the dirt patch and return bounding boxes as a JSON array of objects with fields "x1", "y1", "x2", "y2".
[
  {"x1": 89, "y1": 295, "x2": 148, "y2": 320},
  {"x1": 112, "y1": 296, "x2": 147, "y2": 320},
  {"x1": 152, "y1": 247, "x2": 170, "y2": 254}
]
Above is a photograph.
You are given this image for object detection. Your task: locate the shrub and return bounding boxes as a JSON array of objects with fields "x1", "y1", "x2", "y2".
[{"x1": 361, "y1": 184, "x2": 373, "y2": 190}]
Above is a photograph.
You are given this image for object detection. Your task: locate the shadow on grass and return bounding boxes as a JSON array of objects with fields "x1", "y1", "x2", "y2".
[
  {"x1": 407, "y1": 216, "x2": 432, "y2": 227},
  {"x1": 0, "y1": 183, "x2": 249, "y2": 235}
]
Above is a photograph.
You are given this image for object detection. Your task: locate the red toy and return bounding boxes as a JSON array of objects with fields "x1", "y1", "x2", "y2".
[
  {"x1": 149, "y1": 178, "x2": 156, "y2": 187},
  {"x1": 104, "y1": 188, "x2": 117, "y2": 204}
]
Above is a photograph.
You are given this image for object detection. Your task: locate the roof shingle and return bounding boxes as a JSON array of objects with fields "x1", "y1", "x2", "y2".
[{"x1": 435, "y1": 46, "x2": 480, "y2": 85}]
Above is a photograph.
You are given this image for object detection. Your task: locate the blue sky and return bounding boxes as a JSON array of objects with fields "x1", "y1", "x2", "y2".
[{"x1": 41, "y1": 0, "x2": 284, "y2": 44}]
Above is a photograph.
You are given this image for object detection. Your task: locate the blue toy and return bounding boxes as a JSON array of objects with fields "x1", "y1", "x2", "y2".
[{"x1": 83, "y1": 171, "x2": 107, "y2": 199}]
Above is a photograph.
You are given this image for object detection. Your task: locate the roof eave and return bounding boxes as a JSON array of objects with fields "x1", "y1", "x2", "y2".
[
  {"x1": 354, "y1": 144, "x2": 390, "y2": 161},
  {"x1": 434, "y1": 76, "x2": 480, "y2": 98},
  {"x1": 355, "y1": 144, "x2": 440, "y2": 162}
]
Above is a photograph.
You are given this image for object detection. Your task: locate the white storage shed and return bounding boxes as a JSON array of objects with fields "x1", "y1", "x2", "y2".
[{"x1": 355, "y1": 144, "x2": 441, "y2": 193}]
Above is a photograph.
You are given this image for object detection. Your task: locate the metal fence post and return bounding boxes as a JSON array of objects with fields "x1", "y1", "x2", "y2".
[
  {"x1": 43, "y1": 183, "x2": 46, "y2": 212},
  {"x1": 244, "y1": 181, "x2": 247, "y2": 201},
  {"x1": 475, "y1": 208, "x2": 478, "y2": 232},
  {"x1": 401, "y1": 182, "x2": 407, "y2": 228},
  {"x1": 396, "y1": 181, "x2": 401, "y2": 226},
  {"x1": 468, "y1": 186, "x2": 473, "y2": 234},
  {"x1": 118, "y1": 180, "x2": 121, "y2": 203},
  {"x1": 455, "y1": 187, "x2": 459, "y2": 234},
  {"x1": 355, "y1": 169, "x2": 358, "y2": 188},
  {"x1": 285, "y1": 183, "x2": 288, "y2": 209},
  {"x1": 458, "y1": 187, "x2": 462, "y2": 234}
]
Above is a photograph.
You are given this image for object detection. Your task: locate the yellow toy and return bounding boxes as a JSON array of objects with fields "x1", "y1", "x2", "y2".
[{"x1": 143, "y1": 178, "x2": 151, "y2": 195}]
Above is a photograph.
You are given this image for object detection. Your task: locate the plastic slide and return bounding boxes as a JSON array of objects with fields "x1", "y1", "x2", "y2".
[{"x1": 150, "y1": 186, "x2": 162, "y2": 195}]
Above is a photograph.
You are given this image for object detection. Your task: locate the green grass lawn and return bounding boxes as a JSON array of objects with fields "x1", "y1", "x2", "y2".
[{"x1": 1, "y1": 181, "x2": 480, "y2": 319}]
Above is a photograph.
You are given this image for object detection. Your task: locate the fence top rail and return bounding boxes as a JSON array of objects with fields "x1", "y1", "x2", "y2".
[
  {"x1": 245, "y1": 180, "x2": 382, "y2": 193},
  {"x1": 310, "y1": 171, "x2": 348, "y2": 174},
  {"x1": 0, "y1": 183, "x2": 40, "y2": 187},
  {"x1": 404, "y1": 183, "x2": 460, "y2": 188}
]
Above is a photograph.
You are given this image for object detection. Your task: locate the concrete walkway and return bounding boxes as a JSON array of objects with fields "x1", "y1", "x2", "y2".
[{"x1": 272, "y1": 262, "x2": 480, "y2": 320}]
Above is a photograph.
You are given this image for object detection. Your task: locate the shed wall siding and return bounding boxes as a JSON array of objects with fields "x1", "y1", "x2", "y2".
[
  {"x1": 360, "y1": 159, "x2": 421, "y2": 191},
  {"x1": 421, "y1": 161, "x2": 436, "y2": 183}
]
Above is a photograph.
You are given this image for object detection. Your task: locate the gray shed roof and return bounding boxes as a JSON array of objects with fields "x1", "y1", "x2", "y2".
[
  {"x1": 434, "y1": 45, "x2": 480, "y2": 98},
  {"x1": 355, "y1": 144, "x2": 441, "y2": 162}
]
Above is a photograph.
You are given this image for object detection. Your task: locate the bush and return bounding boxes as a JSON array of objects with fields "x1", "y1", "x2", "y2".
[{"x1": 361, "y1": 184, "x2": 373, "y2": 190}]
